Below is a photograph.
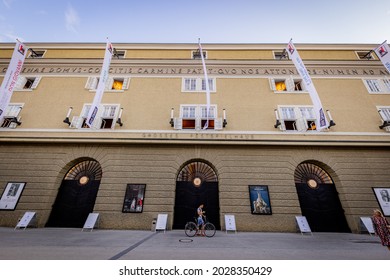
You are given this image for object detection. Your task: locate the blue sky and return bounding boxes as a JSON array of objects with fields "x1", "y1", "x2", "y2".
[{"x1": 1, "y1": 0, "x2": 390, "y2": 44}]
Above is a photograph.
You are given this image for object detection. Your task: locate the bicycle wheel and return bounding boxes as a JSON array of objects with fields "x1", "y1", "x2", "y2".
[
  {"x1": 204, "y1": 222, "x2": 216, "y2": 237},
  {"x1": 184, "y1": 222, "x2": 197, "y2": 237}
]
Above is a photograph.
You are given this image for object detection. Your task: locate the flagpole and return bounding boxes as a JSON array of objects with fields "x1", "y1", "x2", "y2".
[{"x1": 198, "y1": 38, "x2": 210, "y2": 130}]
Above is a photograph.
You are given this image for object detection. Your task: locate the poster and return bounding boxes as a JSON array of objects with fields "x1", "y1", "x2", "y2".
[
  {"x1": 249, "y1": 185, "x2": 272, "y2": 215},
  {"x1": 122, "y1": 184, "x2": 145, "y2": 213},
  {"x1": 0, "y1": 182, "x2": 26, "y2": 210},
  {"x1": 372, "y1": 187, "x2": 390, "y2": 216}
]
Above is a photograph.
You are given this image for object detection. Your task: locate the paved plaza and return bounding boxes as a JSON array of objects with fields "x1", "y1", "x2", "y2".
[{"x1": 0, "y1": 227, "x2": 389, "y2": 260}]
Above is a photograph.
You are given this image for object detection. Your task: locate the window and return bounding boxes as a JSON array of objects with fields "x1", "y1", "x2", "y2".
[
  {"x1": 14, "y1": 76, "x2": 41, "y2": 91},
  {"x1": 113, "y1": 49, "x2": 125, "y2": 59},
  {"x1": 269, "y1": 77, "x2": 306, "y2": 92},
  {"x1": 182, "y1": 77, "x2": 216, "y2": 92},
  {"x1": 69, "y1": 104, "x2": 121, "y2": 129},
  {"x1": 356, "y1": 51, "x2": 375, "y2": 60},
  {"x1": 192, "y1": 50, "x2": 207, "y2": 59},
  {"x1": 273, "y1": 50, "x2": 288, "y2": 60},
  {"x1": 277, "y1": 105, "x2": 317, "y2": 132},
  {"x1": 85, "y1": 77, "x2": 130, "y2": 91},
  {"x1": 28, "y1": 49, "x2": 46, "y2": 58},
  {"x1": 363, "y1": 79, "x2": 390, "y2": 94},
  {"x1": 0, "y1": 104, "x2": 23, "y2": 128},
  {"x1": 173, "y1": 104, "x2": 222, "y2": 130}
]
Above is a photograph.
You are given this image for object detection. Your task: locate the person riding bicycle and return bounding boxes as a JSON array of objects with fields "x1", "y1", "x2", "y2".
[{"x1": 197, "y1": 204, "x2": 206, "y2": 236}]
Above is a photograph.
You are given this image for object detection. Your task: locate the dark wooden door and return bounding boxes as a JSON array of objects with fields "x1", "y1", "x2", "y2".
[
  {"x1": 295, "y1": 183, "x2": 350, "y2": 232},
  {"x1": 173, "y1": 181, "x2": 220, "y2": 230},
  {"x1": 46, "y1": 179, "x2": 100, "y2": 228}
]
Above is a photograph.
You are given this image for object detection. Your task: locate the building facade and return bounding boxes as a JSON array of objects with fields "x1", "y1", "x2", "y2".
[{"x1": 0, "y1": 42, "x2": 389, "y2": 232}]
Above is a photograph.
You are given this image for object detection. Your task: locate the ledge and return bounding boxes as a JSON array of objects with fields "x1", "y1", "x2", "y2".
[{"x1": 0, "y1": 129, "x2": 389, "y2": 147}]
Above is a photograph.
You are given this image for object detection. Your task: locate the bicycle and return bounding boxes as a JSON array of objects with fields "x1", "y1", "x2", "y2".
[{"x1": 184, "y1": 216, "x2": 216, "y2": 237}]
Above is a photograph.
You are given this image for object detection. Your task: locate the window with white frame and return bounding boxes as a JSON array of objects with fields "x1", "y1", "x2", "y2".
[
  {"x1": 173, "y1": 104, "x2": 221, "y2": 130},
  {"x1": 269, "y1": 77, "x2": 306, "y2": 92},
  {"x1": 182, "y1": 77, "x2": 216, "y2": 92},
  {"x1": 0, "y1": 103, "x2": 23, "y2": 128},
  {"x1": 277, "y1": 105, "x2": 317, "y2": 131},
  {"x1": 363, "y1": 79, "x2": 390, "y2": 94},
  {"x1": 85, "y1": 77, "x2": 130, "y2": 91},
  {"x1": 69, "y1": 103, "x2": 121, "y2": 129},
  {"x1": 14, "y1": 76, "x2": 41, "y2": 91}
]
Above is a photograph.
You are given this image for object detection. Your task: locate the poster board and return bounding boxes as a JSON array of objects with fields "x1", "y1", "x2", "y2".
[
  {"x1": 295, "y1": 216, "x2": 312, "y2": 235},
  {"x1": 15, "y1": 211, "x2": 36, "y2": 230},
  {"x1": 372, "y1": 187, "x2": 390, "y2": 216},
  {"x1": 155, "y1": 214, "x2": 168, "y2": 232},
  {"x1": 0, "y1": 182, "x2": 26, "y2": 210},
  {"x1": 224, "y1": 215, "x2": 237, "y2": 233},
  {"x1": 359, "y1": 217, "x2": 375, "y2": 235},
  {"x1": 82, "y1": 213, "x2": 99, "y2": 232}
]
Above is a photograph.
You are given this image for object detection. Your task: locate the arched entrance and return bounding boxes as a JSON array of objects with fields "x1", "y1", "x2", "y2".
[
  {"x1": 294, "y1": 162, "x2": 350, "y2": 232},
  {"x1": 46, "y1": 160, "x2": 102, "y2": 228},
  {"x1": 173, "y1": 160, "x2": 220, "y2": 230}
]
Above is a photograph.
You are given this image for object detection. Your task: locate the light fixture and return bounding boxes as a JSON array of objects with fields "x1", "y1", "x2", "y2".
[
  {"x1": 326, "y1": 110, "x2": 336, "y2": 128},
  {"x1": 274, "y1": 109, "x2": 281, "y2": 128},
  {"x1": 378, "y1": 110, "x2": 390, "y2": 129},
  {"x1": 10, "y1": 117, "x2": 22, "y2": 126},
  {"x1": 116, "y1": 108, "x2": 123, "y2": 126},
  {"x1": 223, "y1": 109, "x2": 227, "y2": 127},
  {"x1": 169, "y1": 108, "x2": 174, "y2": 127},
  {"x1": 63, "y1": 107, "x2": 73, "y2": 125}
]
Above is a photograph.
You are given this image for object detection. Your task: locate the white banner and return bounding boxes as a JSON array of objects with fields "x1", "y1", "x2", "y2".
[
  {"x1": 86, "y1": 39, "x2": 113, "y2": 128},
  {"x1": 198, "y1": 40, "x2": 210, "y2": 130},
  {"x1": 0, "y1": 40, "x2": 28, "y2": 124},
  {"x1": 374, "y1": 41, "x2": 390, "y2": 74},
  {"x1": 286, "y1": 39, "x2": 328, "y2": 131}
]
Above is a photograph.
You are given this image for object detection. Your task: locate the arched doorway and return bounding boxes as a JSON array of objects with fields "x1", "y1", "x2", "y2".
[
  {"x1": 46, "y1": 160, "x2": 102, "y2": 228},
  {"x1": 173, "y1": 160, "x2": 220, "y2": 230},
  {"x1": 294, "y1": 162, "x2": 350, "y2": 232}
]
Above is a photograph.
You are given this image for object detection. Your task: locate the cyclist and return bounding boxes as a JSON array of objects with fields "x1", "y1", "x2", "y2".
[{"x1": 197, "y1": 204, "x2": 206, "y2": 236}]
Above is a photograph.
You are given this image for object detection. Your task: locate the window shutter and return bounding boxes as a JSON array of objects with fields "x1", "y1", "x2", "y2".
[
  {"x1": 5, "y1": 105, "x2": 22, "y2": 117},
  {"x1": 195, "y1": 118, "x2": 202, "y2": 130},
  {"x1": 85, "y1": 77, "x2": 98, "y2": 90},
  {"x1": 105, "y1": 78, "x2": 113, "y2": 91},
  {"x1": 69, "y1": 116, "x2": 84, "y2": 128},
  {"x1": 122, "y1": 78, "x2": 130, "y2": 90},
  {"x1": 269, "y1": 78, "x2": 277, "y2": 91},
  {"x1": 285, "y1": 77, "x2": 295, "y2": 92},
  {"x1": 294, "y1": 107, "x2": 308, "y2": 132},
  {"x1": 15, "y1": 76, "x2": 27, "y2": 90},
  {"x1": 214, "y1": 118, "x2": 223, "y2": 130},
  {"x1": 174, "y1": 118, "x2": 182, "y2": 129},
  {"x1": 30, "y1": 77, "x2": 41, "y2": 89}
]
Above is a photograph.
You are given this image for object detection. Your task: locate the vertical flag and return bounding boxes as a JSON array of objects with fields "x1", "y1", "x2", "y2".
[
  {"x1": 198, "y1": 39, "x2": 210, "y2": 130},
  {"x1": 374, "y1": 41, "x2": 390, "y2": 73},
  {"x1": 286, "y1": 39, "x2": 328, "y2": 131},
  {"x1": 86, "y1": 39, "x2": 113, "y2": 128},
  {"x1": 0, "y1": 40, "x2": 28, "y2": 125}
]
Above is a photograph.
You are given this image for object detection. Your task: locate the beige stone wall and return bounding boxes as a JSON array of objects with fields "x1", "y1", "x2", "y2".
[{"x1": 0, "y1": 143, "x2": 389, "y2": 232}]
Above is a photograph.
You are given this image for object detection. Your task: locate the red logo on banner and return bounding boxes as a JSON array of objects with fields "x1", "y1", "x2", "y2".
[
  {"x1": 18, "y1": 44, "x2": 25, "y2": 55},
  {"x1": 378, "y1": 46, "x2": 388, "y2": 57}
]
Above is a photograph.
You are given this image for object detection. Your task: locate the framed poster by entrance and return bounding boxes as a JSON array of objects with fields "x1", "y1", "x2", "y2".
[
  {"x1": 0, "y1": 182, "x2": 26, "y2": 210},
  {"x1": 122, "y1": 184, "x2": 146, "y2": 213},
  {"x1": 372, "y1": 187, "x2": 390, "y2": 216},
  {"x1": 249, "y1": 185, "x2": 272, "y2": 215}
]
